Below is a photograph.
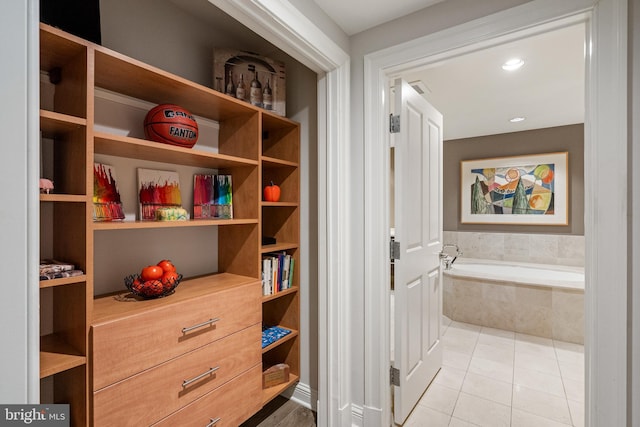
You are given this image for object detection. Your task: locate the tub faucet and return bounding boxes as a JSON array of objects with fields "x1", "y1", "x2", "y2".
[{"x1": 439, "y1": 243, "x2": 462, "y2": 270}]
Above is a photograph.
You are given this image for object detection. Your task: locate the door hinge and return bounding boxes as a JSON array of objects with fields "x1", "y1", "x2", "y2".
[
  {"x1": 390, "y1": 366, "x2": 400, "y2": 386},
  {"x1": 390, "y1": 240, "x2": 401, "y2": 261},
  {"x1": 389, "y1": 114, "x2": 400, "y2": 133}
]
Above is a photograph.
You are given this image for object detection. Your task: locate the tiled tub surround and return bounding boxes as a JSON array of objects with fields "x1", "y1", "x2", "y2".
[
  {"x1": 444, "y1": 259, "x2": 585, "y2": 344},
  {"x1": 443, "y1": 231, "x2": 585, "y2": 267}
]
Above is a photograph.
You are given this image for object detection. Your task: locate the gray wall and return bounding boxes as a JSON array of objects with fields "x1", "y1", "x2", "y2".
[
  {"x1": 444, "y1": 124, "x2": 584, "y2": 235},
  {"x1": 101, "y1": 0, "x2": 320, "y2": 397}
]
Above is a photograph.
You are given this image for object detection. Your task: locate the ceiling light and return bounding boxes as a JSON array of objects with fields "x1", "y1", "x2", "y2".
[
  {"x1": 502, "y1": 58, "x2": 524, "y2": 71},
  {"x1": 509, "y1": 117, "x2": 526, "y2": 123}
]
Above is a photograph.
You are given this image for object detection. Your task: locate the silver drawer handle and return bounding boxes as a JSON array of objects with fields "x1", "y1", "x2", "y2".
[
  {"x1": 182, "y1": 366, "x2": 220, "y2": 388},
  {"x1": 206, "y1": 417, "x2": 221, "y2": 427},
  {"x1": 182, "y1": 318, "x2": 220, "y2": 334}
]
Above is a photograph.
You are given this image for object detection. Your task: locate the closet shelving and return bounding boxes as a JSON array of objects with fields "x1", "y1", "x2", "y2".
[{"x1": 39, "y1": 23, "x2": 301, "y2": 425}]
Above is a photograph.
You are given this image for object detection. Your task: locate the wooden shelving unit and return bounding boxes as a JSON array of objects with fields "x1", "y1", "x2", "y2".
[{"x1": 39, "y1": 23, "x2": 301, "y2": 426}]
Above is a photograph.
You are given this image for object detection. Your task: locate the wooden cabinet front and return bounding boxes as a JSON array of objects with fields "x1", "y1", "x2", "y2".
[
  {"x1": 152, "y1": 364, "x2": 262, "y2": 427},
  {"x1": 92, "y1": 275, "x2": 261, "y2": 390},
  {"x1": 93, "y1": 324, "x2": 260, "y2": 426}
]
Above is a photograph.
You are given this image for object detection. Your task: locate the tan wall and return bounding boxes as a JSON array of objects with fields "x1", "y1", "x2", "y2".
[{"x1": 443, "y1": 124, "x2": 584, "y2": 235}]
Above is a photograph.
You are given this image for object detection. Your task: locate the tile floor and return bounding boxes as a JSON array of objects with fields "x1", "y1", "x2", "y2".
[{"x1": 403, "y1": 317, "x2": 585, "y2": 427}]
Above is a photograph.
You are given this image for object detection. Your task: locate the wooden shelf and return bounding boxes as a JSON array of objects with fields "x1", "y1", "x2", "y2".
[
  {"x1": 262, "y1": 202, "x2": 298, "y2": 208},
  {"x1": 40, "y1": 110, "x2": 86, "y2": 138},
  {"x1": 261, "y1": 242, "x2": 298, "y2": 253},
  {"x1": 93, "y1": 49, "x2": 256, "y2": 123},
  {"x1": 40, "y1": 334, "x2": 86, "y2": 379},
  {"x1": 40, "y1": 275, "x2": 87, "y2": 289},
  {"x1": 40, "y1": 194, "x2": 86, "y2": 203},
  {"x1": 262, "y1": 374, "x2": 300, "y2": 405},
  {"x1": 92, "y1": 218, "x2": 258, "y2": 231},
  {"x1": 262, "y1": 328, "x2": 298, "y2": 354},
  {"x1": 263, "y1": 287, "x2": 298, "y2": 303},
  {"x1": 262, "y1": 156, "x2": 298, "y2": 168},
  {"x1": 94, "y1": 132, "x2": 258, "y2": 167}
]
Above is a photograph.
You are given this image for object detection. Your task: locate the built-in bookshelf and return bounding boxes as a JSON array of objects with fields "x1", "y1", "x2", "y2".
[{"x1": 39, "y1": 23, "x2": 301, "y2": 425}]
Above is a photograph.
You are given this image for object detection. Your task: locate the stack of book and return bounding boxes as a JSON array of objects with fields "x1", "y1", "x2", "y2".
[
  {"x1": 40, "y1": 259, "x2": 84, "y2": 281},
  {"x1": 261, "y1": 252, "x2": 294, "y2": 296}
]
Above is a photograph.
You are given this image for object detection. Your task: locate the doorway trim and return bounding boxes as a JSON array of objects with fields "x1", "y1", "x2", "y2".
[{"x1": 363, "y1": 0, "x2": 627, "y2": 425}]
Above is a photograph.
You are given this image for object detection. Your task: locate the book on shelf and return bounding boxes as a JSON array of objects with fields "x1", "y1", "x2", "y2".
[
  {"x1": 193, "y1": 174, "x2": 233, "y2": 219},
  {"x1": 261, "y1": 252, "x2": 294, "y2": 296},
  {"x1": 93, "y1": 163, "x2": 125, "y2": 221},
  {"x1": 40, "y1": 259, "x2": 75, "y2": 274},
  {"x1": 138, "y1": 168, "x2": 183, "y2": 221},
  {"x1": 40, "y1": 269, "x2": 84, "y2": 281}
]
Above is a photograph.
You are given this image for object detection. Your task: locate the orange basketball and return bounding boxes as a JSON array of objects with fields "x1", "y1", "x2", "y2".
[{"x1": 144, "y1": 104, "x2": 198, "y2": 148}]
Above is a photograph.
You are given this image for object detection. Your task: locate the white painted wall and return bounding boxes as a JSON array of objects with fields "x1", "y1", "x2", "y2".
[{"x1": 0, "y1": 0, "x2": 39, "y2": 403}]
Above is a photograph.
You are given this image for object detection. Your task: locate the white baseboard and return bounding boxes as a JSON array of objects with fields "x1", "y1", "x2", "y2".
[
  {"x1": 351, "y1": 404, "x2": 364, "y2": 426},
  {"x1": 281, "y1": 381, "x2": 318, "y2": 411}
]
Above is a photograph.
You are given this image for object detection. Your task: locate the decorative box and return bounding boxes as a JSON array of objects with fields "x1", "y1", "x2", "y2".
[
  {"x1": 262, "y1": 363, "x2": 290, "y2": 388},
  {"x1": 213, "y1": 48, "x2": 286, "y2": 117}
]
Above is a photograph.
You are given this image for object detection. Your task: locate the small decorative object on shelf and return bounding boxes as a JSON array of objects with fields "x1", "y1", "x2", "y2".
[
  {"x1": 261, "y1": 325, "x2": 292, "y2": 349},
  {"x1": 143, "y1": 104, "x2": 199, "y2": 148},
  {"x1": 39, "y1": 178, "x2": 54, "y2": 194},
  {"x1": 213, "y1": 47, "x2": 286, "y2": 116},
  {"x1": 93, "y1": 163, "x2": 125, "y2": 221},
  {"x1": 155, "y1": 207, "x2": 188, "y2": 221},
  {"x1": 125, "y1": 259, "x2": 182, "y2": 299},
  {"x1": 193, "y1": 174, "x2": 233, "y2": 219},
  {"x1": 262, "y1": 363, "x2": 290, "y2": 389},
  {"x1": 137, "y1": 168, "x2": 183, "y2": 221},
  {"x1": 263, "y1": 181, "x2": 281, "y2": 202}
]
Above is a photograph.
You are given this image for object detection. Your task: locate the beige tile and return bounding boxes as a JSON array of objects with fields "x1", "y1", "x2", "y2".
[
  {"x1": 514, "y1": 304, "x2": 552, "y2": 338},
  {"x1": 514, "y1": 365, "x2": 565, "y2": 397},
  {"x1": 404, "y1": 404, "x2": 451, "y2": 427},
  {"x1": 482, "y1": 299, "x2": 516, "y2": 331},
  {"x1": 515, "y1": 334, "x2": 557, "y2": 359},
  {"x1": 418, "y1": 383, "x2": 460, "y2": 415},
  {"x1": 461, "y1": 372, "x2": 512, "y2": 406},
  {"x1": 473, "y1": 342, "x2": 514, "y2": 366},
  {"x1": 557, "y1": 235, "x2": 585, "y2": 266},
  {"x1": 477, "y1": 330, "x2": 515, "y2": 351},
  {"x1": 432, "y1": 366, "x2": 466, "y2": 390},
  {"x1": 443, "y1": 348, "x2": 473, "y2": 370},
  {"x1": 516, "y1": 285, "x2": 552, "y2": 307},
  {"x1": 512, "y1": 384, "x2": 572, "y2": 425},
  {"x1": 468, "y1": 356, "x2": 514, "y2": 383},
  {"x1": 562, "y1": 377, "x2": 585, "y2": 403},
  {"x1": 482, "y1": 282, "x2": 516, "y2": 303},
  {"x1": 558, "y1": 359, "x2": 584, "y2": 383},
  {"x1": 514, "y1": 352, "x2": 561, "y2": 377},
  {"x1": 451, "y1": 301, "x2": 485, "y2": 329},
  {"x1": 452, "y1": 392, "x2": 511, "y2": 427},
  {"x1": 529, "y1": 235, "x2": 560, "y2": 261},
  {"x1": 568, "y1": 399, "x2": 585, "y2": 427},
  {"x1": 444, "y1": 335, "x2": 478, "y2": 356},
  {"x1": 511, "y1": 408, "x2": 573, "y2": 427},
  {"x1": 504, "y1": 234, "x2": 530, "y2": 259},
  {"x1": 552, "y1": 290, "x2": 584, "y2": 344},
  {"x1": 554, "y1": 340, "x2": 585, "y2": 364},
  {"x1": 449, "y1": 417, "x2": 480, "y2": 427}
]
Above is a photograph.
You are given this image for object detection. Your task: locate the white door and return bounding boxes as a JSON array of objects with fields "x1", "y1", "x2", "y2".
[{"x1": 392, "y1": 78, "x2": 443, "y2": 425}]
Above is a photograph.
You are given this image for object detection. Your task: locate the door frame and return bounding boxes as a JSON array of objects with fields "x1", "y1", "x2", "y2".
[{"x1": 363, "y1": 0, "x2": 628, "y2": 425}]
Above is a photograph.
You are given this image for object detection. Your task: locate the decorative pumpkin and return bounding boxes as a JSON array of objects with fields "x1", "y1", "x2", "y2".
[{"x1": 263, "y1": 181, "x2": 281, "y2": 202}]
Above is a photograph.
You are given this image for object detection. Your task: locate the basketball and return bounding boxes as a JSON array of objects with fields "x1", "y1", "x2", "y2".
[{"x1": 144, "y1": 104, "x2": 199, "y2": 148}]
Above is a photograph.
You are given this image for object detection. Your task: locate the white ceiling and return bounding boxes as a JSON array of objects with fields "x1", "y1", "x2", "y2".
[
  {"x1": 312, "y1": 0, "x2": 446, "y2": 36},
  {"x1": 312, "y1": 0, "x2": 585, "y2": 140}
]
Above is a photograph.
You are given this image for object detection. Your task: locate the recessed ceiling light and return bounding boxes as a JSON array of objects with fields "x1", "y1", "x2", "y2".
[
  {"x1": 509, "y1": 116, "x2": 526, "y2": 123},
  {"x1": 502, "y1": 58, "x2": 525, "y2": 71}
]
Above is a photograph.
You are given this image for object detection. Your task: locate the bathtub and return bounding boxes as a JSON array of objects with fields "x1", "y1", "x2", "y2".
[
  {"x1": 444, "y1": 258, "x2": 584, "y2": 290},
  {"x1": 443, "y1": 258, "x2": 584, "y2": 344}
]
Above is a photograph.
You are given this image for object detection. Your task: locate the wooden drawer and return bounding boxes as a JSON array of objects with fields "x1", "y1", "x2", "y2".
[
  {"x1": 93, "y1": 324, "x2": 260, "y2": 426},
  {"x1": 92, "y1": 278, "x2": 261, "y2": 390},
  {"x1": 152, "y1": 364, "x2": 262, "y2": 427}
]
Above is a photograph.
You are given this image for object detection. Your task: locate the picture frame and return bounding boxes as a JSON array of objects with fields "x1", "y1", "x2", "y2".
[{"x1": 460, "y1": 152, "x2": 568, "y2": 225}]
